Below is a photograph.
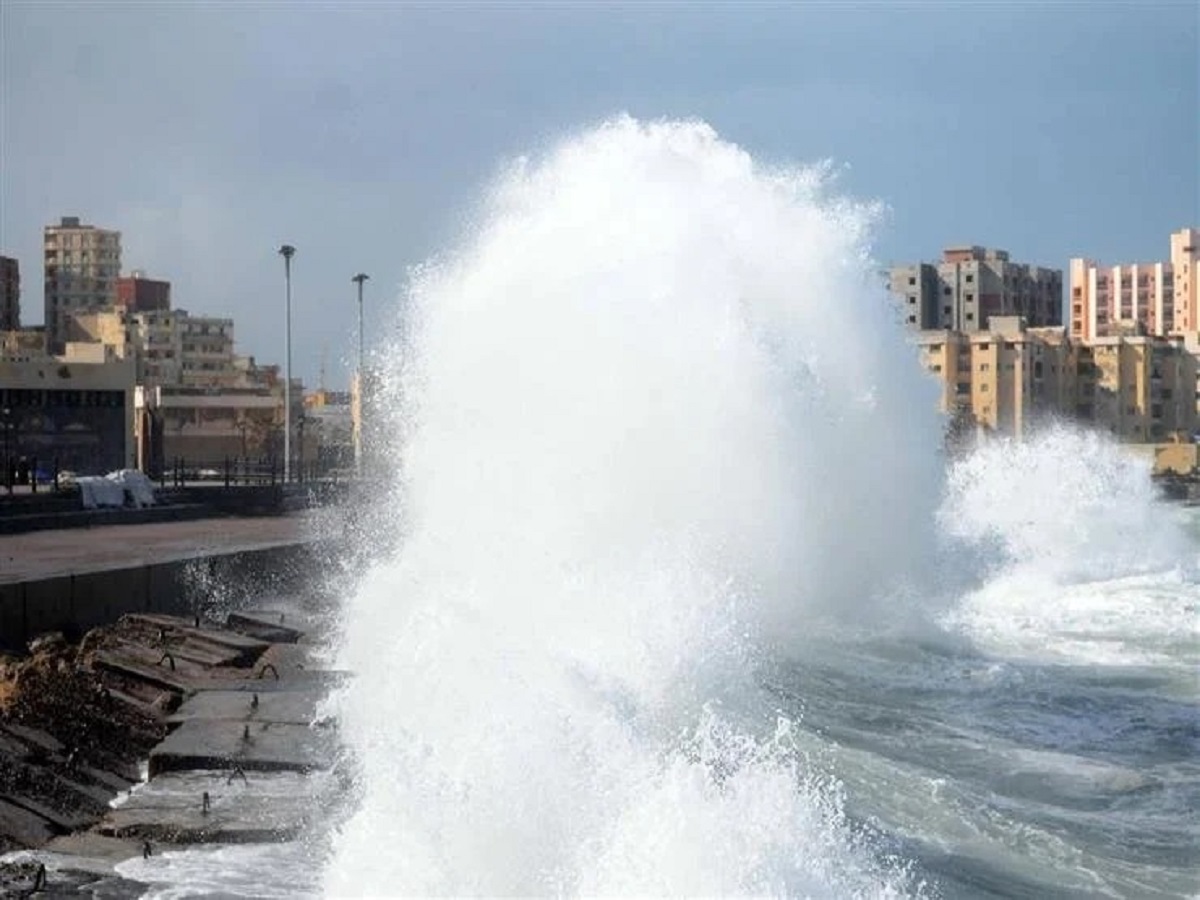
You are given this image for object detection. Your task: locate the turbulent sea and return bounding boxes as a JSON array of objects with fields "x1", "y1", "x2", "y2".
[{"x1": 122, "y1": 118, "x2": 1200, "y2": 899}]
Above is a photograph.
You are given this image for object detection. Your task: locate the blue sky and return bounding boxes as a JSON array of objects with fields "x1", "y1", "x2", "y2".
[{"x1": 1, "y1": 1, "x2": 1196, "y2": 388}]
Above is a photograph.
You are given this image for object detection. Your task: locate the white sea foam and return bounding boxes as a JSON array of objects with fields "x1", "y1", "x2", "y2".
[{"x1": 940, "y1": 427, "x2": 1200, "y2": 667}]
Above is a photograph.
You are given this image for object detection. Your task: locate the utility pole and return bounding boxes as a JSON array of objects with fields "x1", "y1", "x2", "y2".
[
  {"x1": 352, "y1": 273, "x2": 369, "y2": 478},
  {"x1": 278, "y1": 245, "x2": 296, "y2": 482}
]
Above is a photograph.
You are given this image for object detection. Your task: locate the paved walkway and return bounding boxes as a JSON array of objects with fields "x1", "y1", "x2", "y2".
[{"x1": 0, "y1": 513, "x2": 327, "y2": 583}]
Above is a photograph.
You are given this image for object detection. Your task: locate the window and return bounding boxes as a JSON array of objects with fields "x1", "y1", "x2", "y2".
[
  {"x1": 980, "y1": 383, "x2": 990, "y2": 392},
  {"x1": 966, "y1": 313, "x2": 974, "y2": 321},
  {"x1": 908, "y1": 276, "x2": 916, "y2": 286},
  {"x1": 965, "y1": 293, "x2": 974, "y2": 302},
  {"x1": 979, "y1": 362, "x2": 990, "y2": 371},
  {"x1": 965, "y1": 274, "x2": 974, "y2": 283}
]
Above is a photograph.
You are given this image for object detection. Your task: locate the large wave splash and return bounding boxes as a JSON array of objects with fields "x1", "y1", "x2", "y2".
[
  {"x1": 939, "y1": 427, "x2": 1200, "y2": 667},
  {"x1": 324, "y1": 116, "x2": 943, "y2": 896}
]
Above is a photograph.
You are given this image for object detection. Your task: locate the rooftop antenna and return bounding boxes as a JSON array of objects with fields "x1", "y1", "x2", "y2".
[{"x1": 319, "y1": 342, "x2": 328, "y2": 393}]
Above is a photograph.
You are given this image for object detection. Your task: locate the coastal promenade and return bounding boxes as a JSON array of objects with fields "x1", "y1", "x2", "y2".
[
  {"x1": 0, "y1": 513, "x2": 325, "y2": 584},
  {"x1": 0, "y1": 513, "x2": 334, "y2": 652}
]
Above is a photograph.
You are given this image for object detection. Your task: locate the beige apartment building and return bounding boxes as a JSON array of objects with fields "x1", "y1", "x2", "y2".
[
  {"x1": 917, "y1": 318, "x2": 1197, "y2": 442},
  {"x1": 1069, "y1": 227, "x2": 1200, "y2": 340},
  {"x1": 43, "y1": 217, "x2": 121, "y2": 351},
  {"x1": 1075, "y1": 333, "x2": 1197, "y2": 442},
  {"x1": 66, "y1": 308, "x2": 235, "y2": 387},
  {"x1": 891, "y1": 246, "x2": 1062, "y2": 332},
  {"x1": 916, "y1": 317, "x2": 1072, "y2": 437}
]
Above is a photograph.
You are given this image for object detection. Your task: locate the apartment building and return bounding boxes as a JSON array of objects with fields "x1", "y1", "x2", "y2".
[
  {"x1": 1069, "y1": 227, "x2": 1200, "y2": 340},
  {"x1": 43, "y1": 217, "x2": 121, "y2": 351},
  {"x1": 916, "y1": 317, "x2": 1073, "y2": 437},
  {"x1": 1074, "y1": 333, "x2": 1197, "y2": 442},
  {"x1": 66, "y1": 307, "x2": 235, "y2": 387},
  {"x1": 0, "y1": 256, "x2": 19, "y2": 330},
  {"x1": 115, "y1": 271, "x2": 171, "y2": 313},
  {"x1": 891, "y1": 246, "x2": 1062, "y2": 332}
]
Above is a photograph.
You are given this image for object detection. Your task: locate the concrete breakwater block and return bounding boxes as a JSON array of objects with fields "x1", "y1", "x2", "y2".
[
  {"x1": 98, "y1": 770, "x2": 332, "y2": 844},
  {"x1": 166, "y1": 690, "x2": 321, "y2": 727},
  {"x1": 212, "y1": 670, "x2": 352, "y2": 693},
  {"x1": 148, "y1": 720, "x2": 338, "y2": 777},
  {"x1": 0, "y1": 798, "x2": 59, "y2": 847},
  {"x1": 123, "y1": 614, "x2": 272, "y2": 667},
  {"x1": 226, "y1": 611, "x2": 304, "y2": 644},
  {"x1": 92, "y1": 652, "x2": 194, "y2": 695}
]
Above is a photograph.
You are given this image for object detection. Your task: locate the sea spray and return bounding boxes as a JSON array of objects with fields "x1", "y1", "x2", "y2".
[
  {"x1": 324, "y1": 116, "x2": 944, "y2": 896},
  {"x1": 940, "y1": 426, "x2": 1200, "y2": 667}
]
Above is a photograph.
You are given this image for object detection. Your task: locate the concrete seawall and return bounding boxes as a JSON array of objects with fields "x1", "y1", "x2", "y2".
[{"x1": 0, "y1": 515, "x2": 334, "y2": 652}]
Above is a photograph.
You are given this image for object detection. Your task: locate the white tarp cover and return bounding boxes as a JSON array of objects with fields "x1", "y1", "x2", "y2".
[{"x1": 77, "y1": 469, "x2": 157, "y2": 510}]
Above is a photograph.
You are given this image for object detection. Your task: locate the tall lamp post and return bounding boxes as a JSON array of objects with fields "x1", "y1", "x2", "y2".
[
  {"x1": 351, "y1": 272, "x2": 369, "y2": 478},
  {"x1": 278, "y1": 245, "x2": 296, "y2": 482}
]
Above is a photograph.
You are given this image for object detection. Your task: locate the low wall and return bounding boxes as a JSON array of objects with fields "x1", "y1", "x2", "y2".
[{"x1": 0, "y1": 542, "x2": 326, "y2": 652}]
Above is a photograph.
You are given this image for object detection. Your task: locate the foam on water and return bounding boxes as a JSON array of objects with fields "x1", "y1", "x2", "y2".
[
  {"x1": 940, "y1": 427, "x2": 1200, "y2": 667},
  {"x1": 323, "y1": 116, "x2": 944, "y2": 896}
]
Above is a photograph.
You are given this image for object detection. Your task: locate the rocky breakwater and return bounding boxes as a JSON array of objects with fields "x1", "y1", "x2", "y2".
[{"x1": 0, "y1": 607, "x2": 347, "y2": 896}]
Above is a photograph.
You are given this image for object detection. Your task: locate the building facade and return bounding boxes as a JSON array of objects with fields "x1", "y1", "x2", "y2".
[
  {"x1": 916, "y1": 317, "x2": 1073, "y2": 437},
  {"x1": 1069, "y1": 227, "x2": 1200, "y2": 340},
  {"x1": 43, "y1": 217, "x2": 121, "y2": 351},
  {"x1": 115, "y1": 271, "x2": 171, "y2": 313},
  {"x1": 0, "y1": 256, "x2": 19, "y2": 331},
  {"x1": 891, "y1": 247, "x2": 1062, "y2": 332},
  {"x1": 66, "y1": 308, "x2": 236, "y2": 388},
  {"x1": 0, "y1": 355, "x2": 136, "y2": 475},
  {"x1": 916, "y1": 318, "x2": 1197, "y2": 442},
  {"x1": 0, "y1": 328, "x2": 45, "y2": 362},
  {"x1": 1074, "y1": 334, "x2": 1197, "y2": 442}
]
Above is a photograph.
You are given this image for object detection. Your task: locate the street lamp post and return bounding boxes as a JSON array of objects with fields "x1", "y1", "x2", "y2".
[
  {"x1": 278, "y1": 245, "x2": 296, "y2": 482},
  {"x1": 351, "y1": 272, "x2": 369, "y2": 478}
]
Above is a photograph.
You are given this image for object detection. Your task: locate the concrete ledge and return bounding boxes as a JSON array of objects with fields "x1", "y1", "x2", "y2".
[{"x1": 148, "y1": 721, "x2": 338, "y2": 777}]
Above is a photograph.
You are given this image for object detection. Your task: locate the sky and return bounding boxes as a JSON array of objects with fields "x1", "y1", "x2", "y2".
[{"x1": 1, "y1": 1, "x2": 1197, "y2": 389}]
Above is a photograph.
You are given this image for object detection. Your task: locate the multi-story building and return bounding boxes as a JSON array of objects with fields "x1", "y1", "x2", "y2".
[
  {"x1": 177, "y1": 313, "x2": 235, "y2": 387},
  {"x1": 1068, "y1": 227, "x2": 1200, "y2": 340},
  {"x1": 916, "y1": 317, "x2": 1073, "y2": 437},
  {"x1": 1073, "y1": 332, "x2": 1197, "y2": 442},
  {"x1": 891, "y1": 246, "x2": 1062, "y2": 332},
  {"x1": 917, "y1": 318, "x2": 1197, "y2": 442},
  {"x1": 43, "y1": 217, "x2": 121, "y2": 351},
  {"x1": 135, "y1": 383, "x2": 289, "y2": 469},
  {"x1": 66, "y1": 307, "x2": 235, "y2": 387},
  {"x1": 115, "y1": 271, "x2": 171, "y2": 313},
  {"x1": 0, "y1": 256, "x2": 19, "y2": 331}
]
